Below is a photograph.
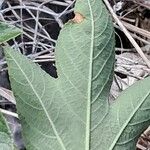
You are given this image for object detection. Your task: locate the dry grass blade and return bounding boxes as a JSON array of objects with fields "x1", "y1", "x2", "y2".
[
  {"x1": 122, "y1": 21, "x2": 150, "y2": 39},
  {"x1": 0, "y1": 87, "x2": 16, "y2": 104}
]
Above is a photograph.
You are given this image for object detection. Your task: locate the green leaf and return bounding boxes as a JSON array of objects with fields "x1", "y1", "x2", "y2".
[
  {"x1": 4, "y1": 0, "x2": 150, "y2": 149},
  {"x1": 4, "y1": 0, "x2": 115, "y2": 149},
  {"x1": 0, "y1": 113, "x2": 15, "y2": 149},
  {"x1": 0, "y1": 22, "x2": 21, "y2": 44},
  {"x1": 96, "y1": 77, "x2": 150, "y2": 150}
]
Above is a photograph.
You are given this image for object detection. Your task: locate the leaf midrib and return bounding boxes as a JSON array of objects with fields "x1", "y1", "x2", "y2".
[
  {"x1": 7, "y1": 51, "x2": 67, "y2": 150},
  {"x1": 86, "y1": 0, "x2": 94, "y2": 150}
]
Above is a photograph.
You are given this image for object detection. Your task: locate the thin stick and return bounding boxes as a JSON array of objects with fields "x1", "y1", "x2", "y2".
[
  {"x1": 0, "y1": 108, "x2": 18, "y2": 118},
  {"x1": 103, "y1": 0, "x2": 150, "y2": 68}
]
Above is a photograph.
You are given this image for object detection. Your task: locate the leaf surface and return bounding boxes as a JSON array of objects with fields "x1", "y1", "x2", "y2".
[
  {"x1": 0, "y1": 113, "x2": 15, "y2": 150},
  {"x1": 0, "y1": 22, "x2": 21, "y2": 44},
  {"x1": 4, "y1": 0, "x2": 115, "y2": 149},
  {"x1": 4, "y1": 0, "x2": 150, "y2": 149}
]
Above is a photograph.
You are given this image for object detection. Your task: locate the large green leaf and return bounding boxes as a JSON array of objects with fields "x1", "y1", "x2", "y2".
[
  {"x1": 4, "y1": 0, "x2": 150, "y2": 149},
  {"x1": 0, "y1": 113, "x2": 15, "y2": 149},
  {"x1": 4, "y1": 0, "x2": 115, "y2": 149},
  {"x1": 4, "y1": 41, "x2": 150, "y2": 150},
  {"x1": 0, "y1": 22, "x2": 21, "y2": 44}
]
